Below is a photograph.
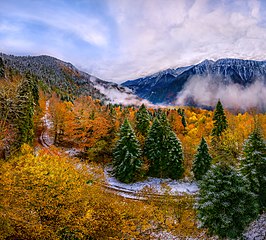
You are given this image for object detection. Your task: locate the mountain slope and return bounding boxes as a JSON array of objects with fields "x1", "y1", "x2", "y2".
[
  {"x1": 122, "y1": 58, "x2": 266, "y2": 110},
  {"x1": 0, "y1": 53, "x2": 142, "y2": 105}
]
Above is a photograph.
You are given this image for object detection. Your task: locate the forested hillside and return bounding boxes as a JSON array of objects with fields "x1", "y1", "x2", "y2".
[
  {"x1": 0, "y1": 53, "x2": 142, "y2": 105},
  {"x1": 0, "y1": 59, "x2": 265, "y2": 239}
]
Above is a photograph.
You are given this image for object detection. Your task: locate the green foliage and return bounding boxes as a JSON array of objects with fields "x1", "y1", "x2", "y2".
[
  {"x1": 15, "y1": 76, "x2": 35, "y2": 146},
  {"x1": 166, "y1": 130, "x2": 184, "y2": 179},
  {"x1": 211, "y1": 100, "x2": 228, "y2": 138},
  {"x1": 197, "y1": 164, "x2": 258, "y2": 239},
  {"x1": 135, "y1": 104, "x2": 150, "y2": 136},
  {"x1": 112, "y1": 119, "x2": 142, "y2": 183},
  {"x1": 192, "y1": 137, "x2": 212, "y2": 180},
  {"x1": 0, "y1": 57, "x2": 4, "y2": 78},
  {"x1": 241, "y1": 128, "x2": 266, "y2": 211},
  {"x1": 87, "y1": 139, "x2": 112, "y2": 164},
  {"x1": 145, "y1": 115, "x2": 184, "y2": 179},
  {"x1": 144, "y1": 118, "x2": 162, "y2": 177},
  {"x1": 178, "y1": 108, "x2": 187, "y2": 128}
]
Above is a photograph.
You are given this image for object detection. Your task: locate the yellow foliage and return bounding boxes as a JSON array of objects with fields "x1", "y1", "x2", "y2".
[{"x1": 1, "y1": 145, "x2": 184, "y2": 239}]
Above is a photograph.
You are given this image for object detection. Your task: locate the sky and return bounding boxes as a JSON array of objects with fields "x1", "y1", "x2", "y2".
[{"x1": 1, "y1": 0, "x2": 266, "y2": 83}]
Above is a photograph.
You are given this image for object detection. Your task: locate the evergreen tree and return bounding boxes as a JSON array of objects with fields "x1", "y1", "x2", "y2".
[
  {"x1": 144, "y1": 116, "x2": 184, "y2": 179},
  {"x1": 144, "y1": 118, "x2": 163, "y2": 177},
  {"x1": 0, "y1": 57, "x2": 5, "y2": 78},
  {"x1": 165, "y1": 130, "x2": 184, "y2": 179},
  {"x1": 15, "y1": 76, "x2": 35, "y2": 146},
  {"x1": 112, "y1": 119, "x2": 142, "y2": 183},
  {"x1": 177, "y1": 108, "x2": 187, "y2": 128},
  {"x1": 197, "y1": 164, "x2": 258, "y2": 239},
  {"x1": 192, "y1": 137, "x2": 212, "y2": 180},
  {"x1": 211, "y1": 100, "x2": 228, "y2": 137},
  {"x1": 135, "y1": 104, "x2": 150, "y2": 136},
  {"x1": 241, "y1": 128, "x2": 266, "y2": 210}
]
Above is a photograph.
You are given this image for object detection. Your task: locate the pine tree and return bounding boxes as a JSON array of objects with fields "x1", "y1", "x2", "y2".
[
  {"x1": 211, "y1": 99, "x2": 228, "y2": 137},
  {"x1": 112, "y1": 119, "x2": 142, "y2": 183},
  {"x1": 0, "y1": 57, "x2": 5, "y2": 78},
  {"x1": 192, "y1": 137, "x2": 212, "y2": 180},
  {"x1": 144, "y1": 118, "x2": 163, "y2": 177},
  {"x1": 197, "y1": 164, "x2": 258, "y2": 239},
  {"x1": 15, "y1": 76, "x2": 35, "y2": 146},
  {"x1": 144, "y1": 116, "x2": 184, "y2": 179},
  {"x1": 241, "y1": 128, "x2": 266, "y2": 210},
  {"x1": 177, "y1": 108, "x2": 187, "y2": 128},
  {"x1": 135, "y1": 104, "x2": 150, "y2": 136},
  {"x1": 165, "y1": 130, "x2": 184, "y2": 179}
]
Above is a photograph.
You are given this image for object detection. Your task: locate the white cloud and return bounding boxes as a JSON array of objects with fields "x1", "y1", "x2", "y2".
[
  {"x1": 175, "y1": 75, "x2": 266, "y2": 111},
  {"x1": 97, "y1": 0, "x2": 266, "y2": 82},
  {"x1": 0, "y1": 2, "x2": 108, "y2": 47},
  {"x1": 1, "y1": 0, "x2": 266, "y2": 84}
]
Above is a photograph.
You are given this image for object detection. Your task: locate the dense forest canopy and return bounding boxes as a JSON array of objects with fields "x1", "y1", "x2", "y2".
[{"x1": 0, "y1": 62, "x2": 265, "y2": 239}]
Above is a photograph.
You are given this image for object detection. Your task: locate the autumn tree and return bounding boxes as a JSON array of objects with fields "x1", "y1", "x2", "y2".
[
  {"x1": 192, "y1": 137, "x2": 212, "y2": 180},
  {"x1": 211, "y1": 99, "x2": 228, "y2": 138},
  {"x1": 241, "y1": 128, "x2": 266, "y2": 211},
  {"x1": 112, "y1": 119, "x2": 142, "y2": 183},
  {"x1": 0, "y1": 145, "x2": 93, "y2": 239},
  {"x1": 0, "y1": 144, "x2": 165, "y2": 239},
  {"x1": 197, "y1": 164, "x2": 258, "y2": 239}
]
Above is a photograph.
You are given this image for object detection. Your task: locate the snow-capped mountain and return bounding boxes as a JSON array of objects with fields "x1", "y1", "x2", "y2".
[
  {"x1": 0, "y1": 53, "x2": 144, "y2": 105},
  {"x1": 122, "y1": 58, "x2": 266, "y2": 111}
]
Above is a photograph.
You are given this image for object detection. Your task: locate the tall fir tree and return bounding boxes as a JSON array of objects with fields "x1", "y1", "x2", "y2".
[
  {"x1": 144, "y1": 118, "x2": 163, "y2": 177},
  {"x1": 15, "y1": 75, "x2": 36, "y2": 146},
  {"x1": 135, "y1": 104, "x2": 150, "y2": 136},
  {"x1": 165, "y1": 130, "x2": 184, "y2": 179},
  {"x1": 112, "y1": 119, "x2": 142, "y2": 183},
  {"x1": 211, "y1": 99, "x2": 228, "y2": 138},
  {"x1": 192, "y1": 137, "x2": 212, "y2": 180},
  {"x1": 0, "y1": 57, "x2": 5, "y2": 78},
  {"x1": 197, "y1": 164, "x2": 258, "y2": 239},
  {"x1": 144, "y1": 115, "x2": 184, "y2": 179},
  {"x1": 241, "y1": 128, "x2": 266, "y2": 211},
  {"x1": 177, "y1": 108, "x2": 187, "y2": 128}
]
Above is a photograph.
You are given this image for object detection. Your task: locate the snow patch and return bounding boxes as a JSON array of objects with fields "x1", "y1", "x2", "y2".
[
  {"x1": 41, "y1": 100, "x2": 54, "y2": 146},
  {"x1": 104, "y1": 167, "x2": 199, "y2": 197},
  {"x1": 243, "y1": 212, "x2": 266, "y2": 240}
]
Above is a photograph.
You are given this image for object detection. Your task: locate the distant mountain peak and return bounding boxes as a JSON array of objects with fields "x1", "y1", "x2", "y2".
[
  {"x1": 122, "y1": 58, "x2": 266, "y2": 111},
  {"x1": 198, "y1": 59, "x2": 214, "y2": 66}
]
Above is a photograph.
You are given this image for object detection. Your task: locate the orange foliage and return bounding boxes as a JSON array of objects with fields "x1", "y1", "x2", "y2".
[{"x1": 0, "y1": 145, "x2": 205, "y2": 239}]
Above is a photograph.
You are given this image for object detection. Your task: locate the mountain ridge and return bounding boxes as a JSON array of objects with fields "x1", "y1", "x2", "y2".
[
  {"x1": 122, "y1": 58, "x2": 266, "y2": 111},
  {"x1": 0, "y1": 53, "x2": 144, "y2": 105}
]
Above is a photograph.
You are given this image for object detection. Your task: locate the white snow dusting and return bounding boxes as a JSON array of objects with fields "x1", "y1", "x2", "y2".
[
  {"x1": 104, "y1": 167, "x2": 199, "y2": 198},
  {"x1": 41, "y1": 100, "x2": 54, "y2": 146}
]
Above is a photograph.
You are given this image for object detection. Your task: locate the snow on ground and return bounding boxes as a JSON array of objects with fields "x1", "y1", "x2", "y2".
[
  {"x1": 64, "y1": 148, "x2": 81, "y2": 157},
  {"x1": 104, "y1": 166, "x2": 199, "y2": 196},
  {"x1": 243, "y1": 212, "x2": 266, "y2": 240},
  {"x1": 41, "y1": 100, "x2": 54, "y2": 146}
]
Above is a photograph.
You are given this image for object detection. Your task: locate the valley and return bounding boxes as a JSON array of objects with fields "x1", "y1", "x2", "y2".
[{"x1": 0, "y1": 53, "x2": 265, "y2": 239}]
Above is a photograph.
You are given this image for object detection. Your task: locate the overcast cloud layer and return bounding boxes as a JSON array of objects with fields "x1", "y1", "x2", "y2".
[{"x1": 1, "y1": 0, "x2": 266, "y2": 82}]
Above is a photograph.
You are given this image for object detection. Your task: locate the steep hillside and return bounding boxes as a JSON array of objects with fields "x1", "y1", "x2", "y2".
[{"x1": 0, "y1": 53, "x2": 142, "y2": 105}]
